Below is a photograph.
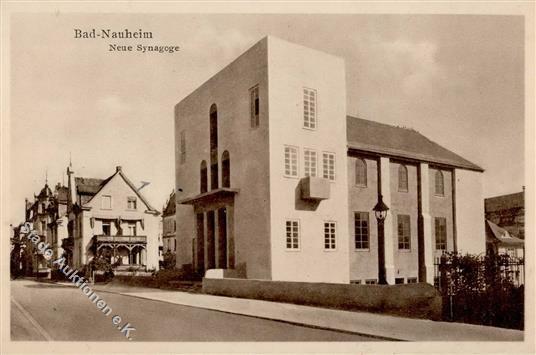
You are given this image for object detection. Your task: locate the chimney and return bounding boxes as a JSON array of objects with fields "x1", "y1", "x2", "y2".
[{"x1": 116, "y1": 166, "x2": 122, "y2": 172}]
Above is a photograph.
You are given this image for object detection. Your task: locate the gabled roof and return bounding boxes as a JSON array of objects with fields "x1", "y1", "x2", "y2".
[
  {"x1": 346, "y1": 116, "x2": 484, "y2": 172},
  {"x1": 162, "y1": 191, "x2": 176, "y2": 217},
  {"x1": 485, "y1": 191, "x2": 524, "y2": 213},
  {"x1": 76, "y1": 167, "x2": 159, "y2": 214},
  {"x1": 486, "y1": 220, "x2": 524, "y2": 247},
  {"x1": 75, "y1": 177, "x2": 109, "y2": 195}
]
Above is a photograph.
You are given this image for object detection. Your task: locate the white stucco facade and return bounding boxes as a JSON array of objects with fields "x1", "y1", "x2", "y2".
[{"x1": 174, "y1": 36, "x2": 486, "y2": 285}]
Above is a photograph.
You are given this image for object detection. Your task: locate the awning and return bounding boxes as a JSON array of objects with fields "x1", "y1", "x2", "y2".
[{"x1": 178, "y1": 188, "x2": 239, "y2": 205}]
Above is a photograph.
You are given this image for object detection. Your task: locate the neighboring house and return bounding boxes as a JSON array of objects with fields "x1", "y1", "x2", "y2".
[
  {"x1": 162, "y1": 191, "x2": 177, "y2": 254},
  {"x1": 23, "y1": 182, "x2": 69, "y2": 276},
  {"x1": 485, "y1": 220, "x2": 524, "y2": 259},
  {"x1": 67, "y1": 165, "x2": 161, "y2": 272},
  {"x1": 174, "y1": 36, "x2": 485, "y2": 285},
  {"x1": 485, "y1": 190, "x2": 524, "y2": 240}
]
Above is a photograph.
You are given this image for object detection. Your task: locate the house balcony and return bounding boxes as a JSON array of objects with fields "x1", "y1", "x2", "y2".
[
  {"x1": 300, "y1": 176, "x2": 330, "y2": 200},
  {"x1": 93, "y1": 235, "x2": 147, "y2": 244},
  {"x1": 90, "y1": 235, "x2": 148, "y2": 271}
]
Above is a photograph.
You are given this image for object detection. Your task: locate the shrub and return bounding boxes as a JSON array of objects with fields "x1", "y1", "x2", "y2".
[
  {"x1": 437, "y1": 251, "x2": 524, "y2": 329},
  {"x1": 161, "y1": 251, "x2": 176, "y2": 270}
]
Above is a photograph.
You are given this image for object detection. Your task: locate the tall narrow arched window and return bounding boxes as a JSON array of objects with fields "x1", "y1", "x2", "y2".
[
  {"x1": 435, "y1": 170, "x2": 444, "y2": 196},
  {"x1": 200, "y1": 160, "x2": 208, "y2": 193},
  {"x1": 222, "y1": 151, "x2": 230, "y2": 188},
  {"x1": 355, "y1": 158, "x2": 367, "y2": 187},
  {"x1": 398, "y1": 164, "x2": 408, "y2": 192},
  {"x1": 209, "y1": 104, "x2": 219, "y2": 190}
]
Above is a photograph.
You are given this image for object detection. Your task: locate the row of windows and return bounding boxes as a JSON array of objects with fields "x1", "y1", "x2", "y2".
[
  {"x1": 101, "y1": 195, "x2": 137, "y2": 210},
  {"x1": 286, "y1": 215, "x2": 447, "y2": 252},
  {"x1": 353, "y1": 212, "x2": 448, "y2": 251},
  {"x1": 199, "y1": 151, "x2": 230, "y2": 193},
  {"x1": 284, "y1": 146, "x2": 336, "y2": 180},
  {"x1": 351, "y1": 277, "x2": 418, "y2": 285},
  {"x1": 354, "y1": 159, "x2": 446, "y2": 196},
  {"x1": 101, "y1": 220, "x2": 137, "y2": 236},
  {"x1": 286, "y1": 220, "x2": 338, "y2": 250}
]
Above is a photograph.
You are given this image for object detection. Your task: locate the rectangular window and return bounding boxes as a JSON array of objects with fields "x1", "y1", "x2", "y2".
[
  {"x1": 397, "y1": 214, "x2": 411, "y2": 250},
  {"x1": 324, "y1": 221, "x2": 336, "y2": 250},
  {"x1": 303, "y1": 149, "x2": 317, "y2": 177},
  {"x1": 350, "y1": 280, "x2": 362, "y2": 285},
  {"x1": 395, "y1": 277, "x2": 405, "y2": 284},
  {"x1": 250, "y1": 85, "x2": 259, "y2": 128},
  {"x1": 127, "y1": 196, "x2": 137, "y2": 210},
  {"x1": 127, "y1": 223, "x2": 137, "y2": 236},
  {"x1": 407, "y1": 277, "x2": 418, "y2": 284},
  {"x1": 284, "y1": 146, "x2": 298, "y2": 177},
  {"x1": 101, "y1": 195, "x2": 112, "y2": 209},
  {"x1": 354, "y1": 212, "x2": 369, "y2": 249},
  {"x1": 435, "y1": 217, "x2": 447, "y2": 250},
  {"x1": 180, "y1": 130, "x2": 186, "y2": 164},
  {"x1": 303, "y1": 88, "x2": 317, "y2": 129},
  {"x1": 365, "y1": 279, "x2": 377, "y2": 285},
  {"x1": 174, "y1": 239, "x2": 177, "y2": 252},
  {"x1": 322, "y1": 152, "x2": 335, "y2": 181},
  {"x1": 285, "y1": 220, "x2": 300, "y2": 250},
  {"x1": 102, "y1": 221, "x2": 111, "y2": 236}
]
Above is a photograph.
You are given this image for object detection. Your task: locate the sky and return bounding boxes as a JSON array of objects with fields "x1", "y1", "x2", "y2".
[{"x1": 8, "y1": 13, "x2": 525, "y2": 225}]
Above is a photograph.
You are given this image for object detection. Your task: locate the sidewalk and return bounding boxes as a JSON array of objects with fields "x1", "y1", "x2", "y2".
[{"x1": 82, "y1": 282, "x2": 524, "y2": 342}]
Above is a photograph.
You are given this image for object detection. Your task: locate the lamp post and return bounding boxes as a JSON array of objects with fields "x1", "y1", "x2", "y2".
[{"x1": 373, "y1": 194, "x2": 389, "y2": 285}]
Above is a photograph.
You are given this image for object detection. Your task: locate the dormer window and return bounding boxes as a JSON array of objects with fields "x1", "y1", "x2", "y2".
[
  {"x1": 101, "y1": 195, "x2": 112, "y2": 209},
  {"x1": 127, "y1": 196, "x2": 137, "y2": 210}
]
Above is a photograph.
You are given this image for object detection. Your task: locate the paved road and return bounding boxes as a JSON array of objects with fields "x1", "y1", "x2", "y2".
[{"x1": 11, "y1": 279, "x2": 376, "y2": 341}]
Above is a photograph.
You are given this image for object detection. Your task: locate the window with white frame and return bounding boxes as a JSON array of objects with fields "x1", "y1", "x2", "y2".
[
  {"x1": 397, "y1": 214, "x2": 411, "y2": 250},
  {"x1": 303, "y1": 88, "x2": 317, "y2": 129},
  {"x1": 250, "y1": 85, "x2": 259, "y2": 128},
  {"x1": 354, "y1": 212, "x2": 369, "y2": 249},
  {"x1": 180, "y1": 130, "x2": 186, "y2": 164},
  {"x1": 285, "y1": 220, "x2": 300, "y2": 250},
  {"x1": 324, "y1": 221, "x2": 336, "y2": 250},
  {"x1": 322, "y1": 152, "x2": 335, "y2": 180},
  {"x1": 127, "y1": 196, "x2": 137, "y2": 210},
  {"x1": 435, "y1": 217, "x2": 447, "y2": 250},
  {"x1": 284, "y1": 146, "x2": 298, "y2": 177},
  {"x1": 127, "y1": 222, "x2": 137, "y2": 236},
  {"x1": 303, "y1": 149, "x2": 317, "y2": 177},
  {"x1": 101, "y1": 195, "x2": 112, "y2": 209}
]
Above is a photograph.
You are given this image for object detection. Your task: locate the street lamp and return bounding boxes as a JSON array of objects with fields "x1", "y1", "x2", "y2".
[{"x1": 373, "y1": 194, "x2": 389, "y2": 285}]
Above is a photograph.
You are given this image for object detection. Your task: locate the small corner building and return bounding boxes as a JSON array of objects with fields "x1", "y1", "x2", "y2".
[{"x1": 174, "y1": 36, "x2": 485, "y2": 285}]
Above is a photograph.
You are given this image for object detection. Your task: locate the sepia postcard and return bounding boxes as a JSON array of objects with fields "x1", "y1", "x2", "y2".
[{"x1": 1, "y1": 1, "x2": 534, "y2": 354}]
